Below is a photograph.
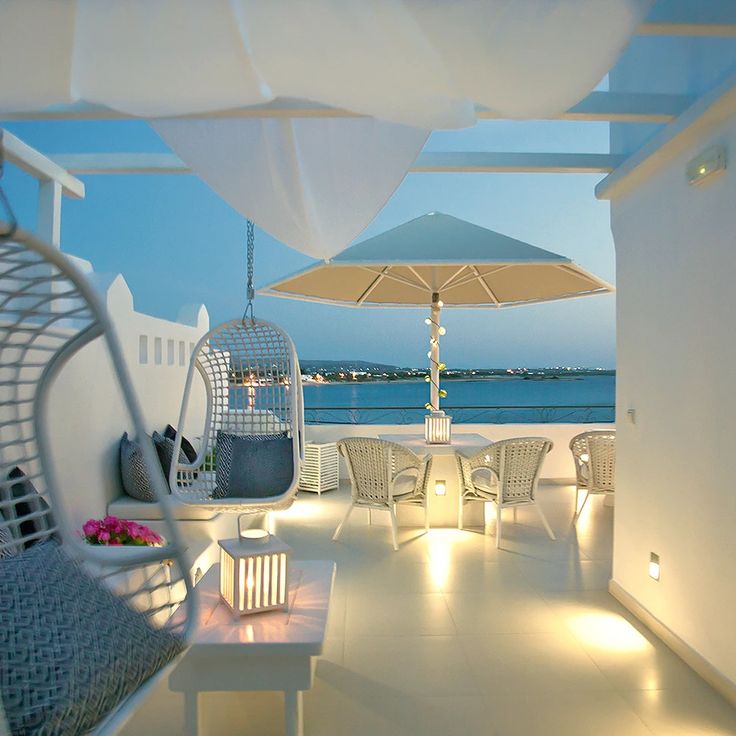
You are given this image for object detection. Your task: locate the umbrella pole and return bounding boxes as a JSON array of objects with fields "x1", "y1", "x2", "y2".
[
  {"x1": 425, "y1": 293, "x2": 452, "y2": 444},
  {"x1": 428, "y1": 292, "x2": 443, "y2": 411}
]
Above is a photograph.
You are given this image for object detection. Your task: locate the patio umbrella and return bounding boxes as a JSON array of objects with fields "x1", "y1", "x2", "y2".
[{"x1": 260, "y1": 212, "x2": 613, "y2": 425}]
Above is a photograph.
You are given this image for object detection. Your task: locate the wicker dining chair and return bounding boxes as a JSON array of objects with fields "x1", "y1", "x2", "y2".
[
  {"x1": 0, "y1": 227, "x2": 196, "y2": 735},
  {"x1": 569, "y1": 429, "x2": 616, "y2": 521},
  {"x1": 332, "y1": 438, "x2": 432, "y2": 551},
  {"x1": 456, "y1": 437, "x2": 554, "y2": 548}
]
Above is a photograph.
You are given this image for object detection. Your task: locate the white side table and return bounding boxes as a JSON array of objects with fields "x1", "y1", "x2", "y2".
[
  {"x1": 299, "y1": 442, "x2": 339, "y2": 495},
  {"x1": 170, "y1": 560, "x2": 336, "y2": 736}
]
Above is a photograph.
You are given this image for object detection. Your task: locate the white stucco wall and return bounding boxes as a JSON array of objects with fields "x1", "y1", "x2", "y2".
[
  {"x1": 610, "y1": 115, "x2": 736, "y2": 685},
  {"x1": 45, "y1": 264, "x2": 209, "y2": 530}
]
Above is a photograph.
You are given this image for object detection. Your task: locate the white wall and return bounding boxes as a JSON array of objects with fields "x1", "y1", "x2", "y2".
[
  {"x1": 610, "y1": 114, "x2": 736, "y2": 686},
  {"x1": 46, "y1": 262, "x2": 209, "y2": 530},
  {"x1": 306, "y1": 422, "x2": 610, "y2": 482}
]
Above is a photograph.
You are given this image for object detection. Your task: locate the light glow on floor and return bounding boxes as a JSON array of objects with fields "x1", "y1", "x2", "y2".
[{"x1": 569, "y1": 612, "x2": 649, "y2": 653}]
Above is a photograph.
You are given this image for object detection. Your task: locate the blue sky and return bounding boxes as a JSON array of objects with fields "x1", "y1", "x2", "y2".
[{"x1": 1, "y1": 118, "x2": 615, "y2": 368}]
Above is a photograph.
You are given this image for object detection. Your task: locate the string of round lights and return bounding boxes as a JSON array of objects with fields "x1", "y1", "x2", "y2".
[{"x1": 424, "y1": 302, "x2": 447, "y2": 411}]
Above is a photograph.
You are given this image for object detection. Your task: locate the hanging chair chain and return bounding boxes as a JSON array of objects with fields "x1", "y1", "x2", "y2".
[
  {"x1": 0, "y1": 131, "x2": 18, "y2": 241},
  {"x1": 243, "y1": 219, "x2": 255, "y2": 323}
]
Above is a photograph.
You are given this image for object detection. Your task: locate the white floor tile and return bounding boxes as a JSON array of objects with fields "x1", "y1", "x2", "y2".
[
  {"x1": 345, "y1": 592, "x2": 456, "y2": 636},
  {"x1": 343, "y1": 635, "x2": 478, "y2": 696},
  {"x1": 457, "y1": 631, "x2": 613, "y2": 693},
  {"x1": 621, "y1": 683, "x2": 736, "y2": 735},
  {"x1": 482, "y1": 689, "x2": 653, "y2": 736}
]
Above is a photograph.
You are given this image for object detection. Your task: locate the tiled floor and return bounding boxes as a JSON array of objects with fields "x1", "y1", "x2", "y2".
[{"x1": 218, "y1": 483, "x2": 736, "y2": 735}]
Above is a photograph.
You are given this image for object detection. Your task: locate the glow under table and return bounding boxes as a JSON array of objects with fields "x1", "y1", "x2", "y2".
[
  {"x1": 170, "y1": 560, "x2": 336, "y2": 736},
  {"x1": 379, "y1": 432, "x2": 492, "y2": 527}
]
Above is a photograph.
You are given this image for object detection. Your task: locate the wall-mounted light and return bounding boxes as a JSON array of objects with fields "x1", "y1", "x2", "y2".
[
  {"x1": 687, "y1": 145, "x2": 727, "y2": 187},
  {"x1": 649, "y1": 552, "x2": 660, "y2": 581},
  {"x1": 435, "y1": 480, "x2": 447, "y2": 496}
]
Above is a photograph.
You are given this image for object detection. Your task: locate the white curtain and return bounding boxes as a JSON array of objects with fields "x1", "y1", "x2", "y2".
[
  {"x1": 0, "y1": 0, "x2": 652, "y2": 258},
  {"x1": 1, "y1": 0, "x2": 652, "y2": 126},
  {"x1": 151, "y1": 117, "x2": 429, "y2": 259}
]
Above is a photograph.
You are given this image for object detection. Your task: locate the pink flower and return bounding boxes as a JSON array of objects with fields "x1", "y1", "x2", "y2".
[
  {"x1": 82, "y1": 519, "x2": 100, "y2": 537},
  {"x1": 81, "y1": 517, "x2": 163, "y2": 547}
]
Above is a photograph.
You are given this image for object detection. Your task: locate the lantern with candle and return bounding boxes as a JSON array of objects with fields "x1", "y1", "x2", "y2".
[{"x1": 218, "y1": 516, "x2": 291, "y2": 615}]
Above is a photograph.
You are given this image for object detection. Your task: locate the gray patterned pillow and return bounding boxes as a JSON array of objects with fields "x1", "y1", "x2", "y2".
[
  {"x1": 0, "y1": 541, "x2": 184, "y2": 735},
  {"x1": 119, "y1": 432, "x2": 157, "y2": 502},
  {"x1": 152, "y1": 431, "x2": 186, "y2": 486},
  {"x1": 214, "y1": 431, "x2": 293, "y2": 499}
]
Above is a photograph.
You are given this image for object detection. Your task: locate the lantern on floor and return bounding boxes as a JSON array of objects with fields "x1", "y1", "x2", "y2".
[{"x1": 218, "y1": 516, "x2": 291, "y2": 615}]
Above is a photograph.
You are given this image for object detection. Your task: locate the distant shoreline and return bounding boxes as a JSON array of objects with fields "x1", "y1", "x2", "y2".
[{"x1": 302, "y1": 374, "x2": 613, "y2": 386}]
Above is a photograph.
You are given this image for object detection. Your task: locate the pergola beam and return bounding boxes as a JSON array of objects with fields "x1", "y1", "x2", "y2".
[
  {"x1": 1, "y1": 129, "x2": 85, "y2": 199},
  {"x1": 52, "y1": 151, "x2": 624, "y2": 176},
  {"x1": 596, "y1": 69, "x2": 736, "y2": 200},
  {"x1": 640, "y1": 3, "x2": 736, "y2": 37},
  {"x1": 2, "y1": 91, "x2": 693, "y2": 124}
]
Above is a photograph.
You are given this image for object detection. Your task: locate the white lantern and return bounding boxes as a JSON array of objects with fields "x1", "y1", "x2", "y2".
[
  {"x1": 425, "y1": 410, "x2": 452, "y2": 445},
  {"x1": 218, "y1": 517, "x2": 291, "y2": 615}
]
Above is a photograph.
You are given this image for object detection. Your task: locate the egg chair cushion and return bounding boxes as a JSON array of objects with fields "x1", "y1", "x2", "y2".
[
  {"x1": 214, "y1": 431, "x2": 294, "y2": 499},
  {"x1": 119, "y1": 433, "x2": 158, "y2": 502},
  {"x1": 0, "y1": 541, "x2": 184, "y2": 736}
]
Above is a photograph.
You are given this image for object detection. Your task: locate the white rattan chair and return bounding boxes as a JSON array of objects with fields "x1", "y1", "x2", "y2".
[
  {"x1": 456, "y1": 437, "x2": 555, "y2": 548},
  {"x1": 0, "y1": 227, "x2": 195, "y2": 734},
  {"x1": 169, "y1": 318, "x2": 304, "y2": 514},
  {"x1": 332, "y1": 438, "x2": 432, "y2": 551},
  {"x1": 570, "y1": 429, "x2": 616, "y2": 520}
]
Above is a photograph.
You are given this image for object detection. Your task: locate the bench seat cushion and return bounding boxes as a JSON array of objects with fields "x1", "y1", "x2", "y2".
[{"x1": 108, "y1": 496, "x2": 219, "y2": 521}]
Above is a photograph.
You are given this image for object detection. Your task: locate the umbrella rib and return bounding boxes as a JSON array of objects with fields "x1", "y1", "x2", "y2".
[
  {"x1": 442, "y1": 264, "x2": 510, "y2": 291},
  {"x1": 554, "y1": 262, "x2": 613, "y2": 290},
  {"x1": 440, "y1": 266, "x2": 469, "y2": 291},
  {"x1": 471, "y1": 266, "x2": 500, "y2": 305},
  {"x1": 357, "y1": 266, "x2": 428, "y2": 293},
  {"x1": 407, "y1": 266, "x2": 432, "y2": 291},
  {"x1": 357, "y1": 266, "x2": 390, "y2": 304}
]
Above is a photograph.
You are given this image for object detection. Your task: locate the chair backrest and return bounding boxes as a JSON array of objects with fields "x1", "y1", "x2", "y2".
[
  {"x1": 0, "y1": 229, "x2": 194, "y2": 629},
  {"x1": 338, "y1": 438, "x2": 417, "y2": 507},
  {"x1": 569, "y1": 432, "x2": 589, "y2": 487},
  {"x1": 456, "y1": 443, "x2": 495, "y2": 494},
  {"x1": 171, "y1": 317, "x2": 304, "y2": 511},
  {"x1": 570, "y1": 430, "x2": 615, "y2": 493},
  {"x1": 487, "y1": 437, "x2": 552, "y2": 503}
]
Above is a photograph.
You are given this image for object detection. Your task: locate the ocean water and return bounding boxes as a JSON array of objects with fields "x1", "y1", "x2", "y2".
[{"x1": 302, "y1": 374, "x2": 615, "y2": 424}]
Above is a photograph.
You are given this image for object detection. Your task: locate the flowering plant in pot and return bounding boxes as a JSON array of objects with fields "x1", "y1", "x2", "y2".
[{"x1": 81, "y1": 516, "x2": 164, "y2": 547}]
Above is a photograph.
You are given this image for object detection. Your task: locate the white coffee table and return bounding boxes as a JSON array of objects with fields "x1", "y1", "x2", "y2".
[{"x1": 170, "y1": 560, "x2": 336, "y2": 736}]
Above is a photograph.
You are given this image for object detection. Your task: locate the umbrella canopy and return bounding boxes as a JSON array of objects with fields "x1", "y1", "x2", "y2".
[
  {"x1": 260, "y1": 213, "x2": 613, "y2": 308},
  {"x1": 260, "y1": 212, "x2": 614, "y2": 418}
]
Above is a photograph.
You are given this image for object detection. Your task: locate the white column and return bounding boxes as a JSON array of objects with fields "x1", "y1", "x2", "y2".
[{"x1": 37, "y1": 179, "x2": 62, "y2": 248}]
